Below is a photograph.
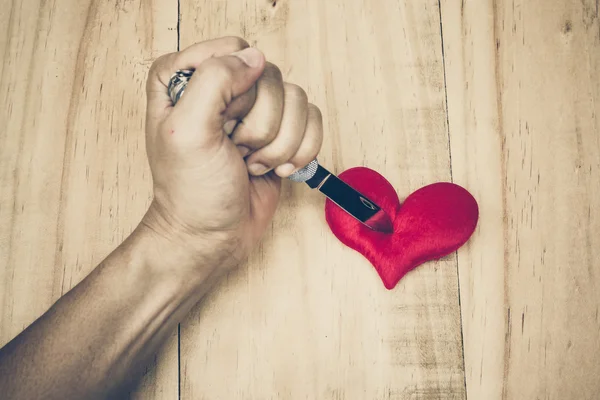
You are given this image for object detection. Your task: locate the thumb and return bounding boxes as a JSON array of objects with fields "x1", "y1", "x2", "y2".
[{"x1": 172, "y1": 47, "x2": 266, "y2": 139}]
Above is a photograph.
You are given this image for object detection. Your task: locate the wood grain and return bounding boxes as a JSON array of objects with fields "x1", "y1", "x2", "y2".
[
  {"x1": 0, "y1": 0, "x2": 178, "y2": 398},
  {"x1": 7, "y1": 0, "x2": 597, "y2": 397},
  {"x1": 440, "y1": 0, "x2": 600, "y2": 398},
  {"x1": 178, "y1": 0, "x2": 465, "y2": 398}
]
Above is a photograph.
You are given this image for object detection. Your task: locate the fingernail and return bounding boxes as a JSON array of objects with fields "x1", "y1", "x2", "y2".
[
  {"x1": 232, "y1": 48, "x2": 264, "y2": 68},
  {"x1": 223, "y1": 119, "x2": 237, "y2": 135},
  {"x1": 275, "y1": 163, "x2": 296, "y2": 177},
  {"x1": 248, "y1": 163, "x2": 268, "y2": 175}
]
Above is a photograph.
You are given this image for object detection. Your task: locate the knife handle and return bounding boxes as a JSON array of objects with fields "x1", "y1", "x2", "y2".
[{"x1": 167, "y1": 70, "x2": 319, "y2": 183}]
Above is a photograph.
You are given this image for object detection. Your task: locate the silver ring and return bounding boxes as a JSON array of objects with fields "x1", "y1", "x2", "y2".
[{"x1": 168, "y1": 69, "x2": 194, "y2": 105}]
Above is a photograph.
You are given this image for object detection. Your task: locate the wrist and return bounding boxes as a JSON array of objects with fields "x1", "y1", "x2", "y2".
[{"x1": 136, "y1": 202, "x2": 243, "y2": 287}]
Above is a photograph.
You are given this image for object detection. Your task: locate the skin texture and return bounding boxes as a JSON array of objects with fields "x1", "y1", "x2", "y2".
[{"x1": 0, "y1": 37, "x2": 323, "y2": 400}]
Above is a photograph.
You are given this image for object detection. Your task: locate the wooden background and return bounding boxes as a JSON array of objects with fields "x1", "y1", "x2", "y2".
[{"x1": 1, "y1": 0, "x2": 598, "y2": 398}]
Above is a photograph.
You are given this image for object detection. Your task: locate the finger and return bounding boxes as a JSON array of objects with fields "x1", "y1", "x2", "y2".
[
  {"x1": 229, "y1": 62, "x2": 285, "y2": 151},
  {"x1": 274, "y1": 104, "x2": 323, "y2": 177},
  {"x1": 222, "y1": 85, "x2": 257, "y2": 134},
  {"x1": 169, "y1": 47, "x2": 266, "y2": 141},
  {"x1": 147, "y1": 36, "x2": 249, "y2": 95},
  {"x1": 245, "y1": 83, "x2": 308, "y2": 176},
  {"x1": 223, "y1": 85, "x2": 256, "y2": 126}
]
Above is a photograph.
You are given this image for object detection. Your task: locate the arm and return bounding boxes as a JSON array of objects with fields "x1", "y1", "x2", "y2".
[
  {"x1": 0, "y1": 225, "x2": 212, "y2": 399},
  {"x1": 0, "y1": 36, "x2": 323, "y2": 399}
]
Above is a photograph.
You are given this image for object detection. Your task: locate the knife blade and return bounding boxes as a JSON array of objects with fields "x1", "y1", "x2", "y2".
[{"x1": 292, "y1": 160, "x2": 394, "y2": 233}]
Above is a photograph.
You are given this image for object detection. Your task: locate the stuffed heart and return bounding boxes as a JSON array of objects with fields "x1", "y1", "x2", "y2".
[{"x1": 325, "y1": 167, "x2": 479, "y2": 290}]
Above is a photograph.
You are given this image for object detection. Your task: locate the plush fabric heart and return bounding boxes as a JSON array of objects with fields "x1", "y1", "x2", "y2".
[{"x1": 325, "y1": 167, "x2": 479, "y2": 290}]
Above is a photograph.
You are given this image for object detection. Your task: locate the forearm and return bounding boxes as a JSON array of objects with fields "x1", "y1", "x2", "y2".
[{"x1": 0, "y1": 224, "x2": 215, "y2": 400}]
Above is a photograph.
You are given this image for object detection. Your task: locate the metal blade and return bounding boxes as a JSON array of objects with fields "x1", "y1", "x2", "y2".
[{"x1": 309, "y1": 167, "x2": 393, "y2": 233}]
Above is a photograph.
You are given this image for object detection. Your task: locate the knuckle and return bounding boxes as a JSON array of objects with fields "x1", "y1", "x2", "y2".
[
  {"x1": 264, "y1": 62, "x2": 283, "y2": 81},
  {"x1": 222, "y1": 36, "x2": 249, "y2": 50},
  {"x1": 203, "y1": 59, "x2": 234, "y2": 83},
  {"x1": 147, "y1": 54, "x2": 176, "y2": 92},
  {"x1": 148, "y1": 54, "x2": 170, "y2": 78},
  {"x1": 172, "y1": 49, "x2": 189, "y2": 65},
  {"x1": 293, "y1": 129, "x2": 323, "y2": 164},
  {"x1": 306, "y1": 135, "x2": 322, "y2": 158},
  {"x1": 284, "y1": 83, "x2": 308, "y2": 103},
  {"x1": 308, "y1": 103, "x2": 323, "y2": 121},
  {"x1": 253, "y1": 126, "x2": 278, "y2": 143}
]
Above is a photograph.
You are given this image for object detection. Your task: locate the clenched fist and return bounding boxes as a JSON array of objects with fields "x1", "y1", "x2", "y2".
[
  {"x1": 0, "y1": 36, "x2": 326, "y2": 400},
  {"x1": 142, "y1": 37, "x2": 323, "y2": 277}
]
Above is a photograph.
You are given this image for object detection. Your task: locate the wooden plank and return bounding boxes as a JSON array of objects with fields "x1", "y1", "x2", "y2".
[
  {"x1": 441, "y1": 0, "x2": 600, "y2": 398},
  {"x1": 0, "y1": 0, "x2": 178, "y2": 398},
  {"x1": 179, "y1": 0, "x2": 466, "y2": 398}
]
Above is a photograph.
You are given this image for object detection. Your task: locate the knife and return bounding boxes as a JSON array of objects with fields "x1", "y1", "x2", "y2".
[
  {"x1": 168, "y1": 70, "x2": 394, "y2": 233},
  {"x1": 287, "y1": 159, "x2": 393, "y2": 233}
]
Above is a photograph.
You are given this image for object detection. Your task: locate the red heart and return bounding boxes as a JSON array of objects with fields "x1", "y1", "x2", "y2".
[{"x1": 325, "y1": 167, "x2": 479, "y2": 290}]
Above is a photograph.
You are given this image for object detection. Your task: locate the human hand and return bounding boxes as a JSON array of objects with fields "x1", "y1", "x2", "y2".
[{"x1": 141, "y1": 37, "x2": 323, "y2": 279}]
